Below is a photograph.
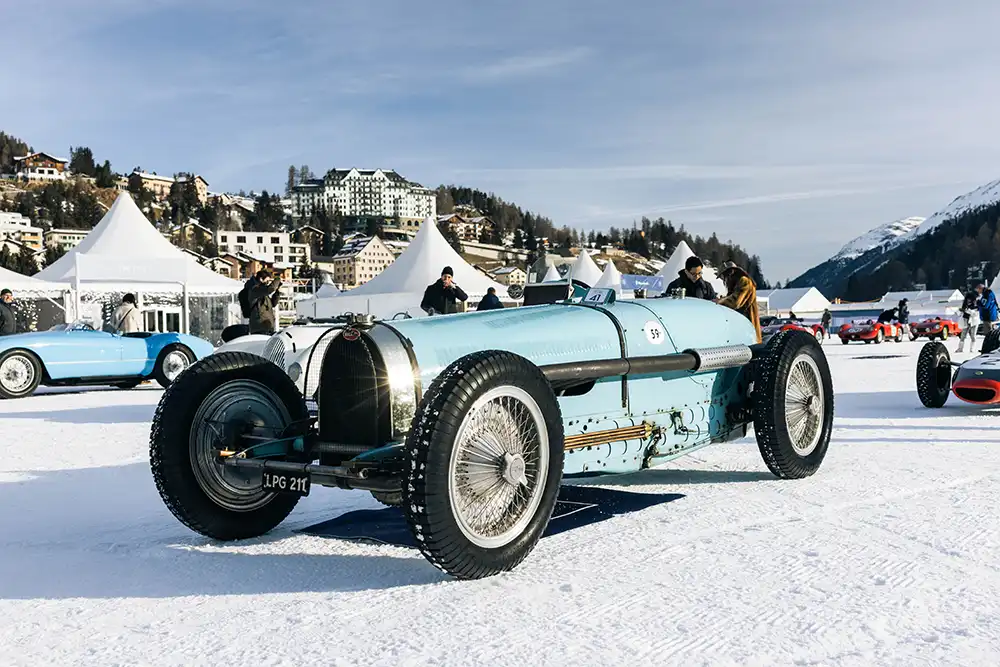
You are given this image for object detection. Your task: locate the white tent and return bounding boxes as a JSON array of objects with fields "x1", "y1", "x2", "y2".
[
  {"x1": 338, "y1": 216, "x2": 507, "y2": 299},
  {"x1": 757, "y1": 287, "x2": 830, "y2": 317},
  {"x1": 36, "y1": 192, "x2": 242, "y2": 296},
  {"x1": 594, "y1": 259, "x2": 624, "y2": 296},
  {"x1": 314, "y1": 272, "x2": 341, "y2": 298},
  {"x1": 990, "y1": 274, "x2": 1000, "y2": 295},
  {"x1": 541, "y1": 264, "x2": 562, "y2": 283},
  {"x1": 568, "y1": 249, "x2": 603, "y2": 287},
  {"x1": 0, "y1": 266, "x2": 69, "y2": 297},
  {"x1": 655, "y1": 240, "x2": 726, "y2": 295}
]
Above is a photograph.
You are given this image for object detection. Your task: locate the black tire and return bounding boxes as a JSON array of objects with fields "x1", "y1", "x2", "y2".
[
  {"x1": 916, "y1": 342, "x2": 951, "y2": 408},
  {"x1": 752, "y1": 330, "x2": 834, "y2": 479},
  {"x1": 0, "y1": 349, "x2": 43, "y2": 399},
  {"x1": 149, "y1": 351, "x2": 308, "y2": 541},
  {"x1": 982, "y1": 328, "x2": 1000, "y2": 354},
  {"x1": 153, "y1": 343, "x2": 194, "y2": 388},
  {"x1": 402, "y1": 350, "x2": 564, "y2": 579},
  {"x1": 841, "y1": 338, "x2": 850, "y2": 345}
]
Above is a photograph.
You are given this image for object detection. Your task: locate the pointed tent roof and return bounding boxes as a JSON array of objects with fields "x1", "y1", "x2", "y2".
[
  {"x1": 541, "y1": 264, "x2": 562, "y2": 282},
  {"x1": 315, "y1": 272, "x2": 341, "y2": 298},
  {"x1": 655, "y1": 241, "x2": 726, "y2": 295},
  {"x1": 594, "y1": 259, "x2": 624, "y2": 296},
  {"x1": 0, "y1": 265, "x2": 69, "y2": 296},
  {"x1": 343, "y1": 216, "x2": 506, "y2": 298},
  {"x1": 568, "y1": 249, "x2": 603, "y2": 287},
  {"x1": 990, "y1": 273, "x2": 1000, "y2": 295},
  {"x1": 36, "y1": 192, "x2": 242, "y2": 294}
]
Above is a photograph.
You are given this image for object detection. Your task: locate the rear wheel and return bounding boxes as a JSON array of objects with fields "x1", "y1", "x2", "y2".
[
  {"x1": 941, "y1": 327, "x2": 949, "y2": 341},
  {"x1": 150, "y1": 351, "x2": 308, "y2": 540},
  {"x1": 752, "y1": 331, "x2": 834, "y2": 479},
  {"x1": 402, "y1": 350, "x2": 564, "y2": 579},
  {"x1": 0, "y1": 349, "x2": 42, "y2": 399},
  {"x1": 875, "y1": 329, "x2": 884, "y2": 344},
  {"x1": 841, "y1": 338, "x2": 850, "y2": 345},
  {"x1": 982, "y1": 328, "x2": 1000, "y2": 354},
  {"x1": 154, "y1": 344, "x2": 194, "y2": 388},
  {"x1": 916, "y1": 342, "x2": 951, "y2": 408}
]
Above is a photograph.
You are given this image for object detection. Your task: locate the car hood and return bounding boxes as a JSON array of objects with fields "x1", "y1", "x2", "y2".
[{"x1": 0, "y1": 331, "x2": 68, "y2": 346}]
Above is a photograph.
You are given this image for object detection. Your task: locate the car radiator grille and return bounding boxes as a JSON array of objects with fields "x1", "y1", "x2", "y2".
[
  {"x1": 317, "y1": 333, "x2": 392, "y2": 456},
  {"x1": 262, "y1": 334, "x2": 289, "y2": 369}
]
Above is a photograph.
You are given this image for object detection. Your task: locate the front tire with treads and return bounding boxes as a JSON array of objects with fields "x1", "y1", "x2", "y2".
[
  {"x1": 150, "y1": 351, "x2": 307, "y2": 540},
  {"x1": 916, "y1": 342, "x2": 951, "y2": 408},
  {"x1": 402, "y1": 350, "x2": 564, "y2": 579},
  {"x1": 752, "y1": 330, "x2": 834, "y2": 479}
]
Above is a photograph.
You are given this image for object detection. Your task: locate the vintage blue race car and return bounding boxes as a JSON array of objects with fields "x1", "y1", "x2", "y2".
[
  {"x1": 149, "y1": 284, "x2": 835, "y2": 579},
  {"x1": 0, "y1": 320, "x2": 215, "y2": 399}
]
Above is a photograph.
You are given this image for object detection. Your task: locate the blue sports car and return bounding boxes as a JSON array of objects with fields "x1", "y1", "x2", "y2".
[{"x1": 0, "y1": 321, "x2": 215, "y2": 399}]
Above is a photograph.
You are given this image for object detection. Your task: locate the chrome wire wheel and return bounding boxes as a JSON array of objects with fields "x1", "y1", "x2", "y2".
[
  {"x1": 162, "y1": 350, "x2": 191, "y2": 382},
  {"x1": 0, "y1": 354, "x2": 34, "y2": 394},
  {"x1": 447, "y1": 385, "x2": 549, "y2": 549},
  {"x1": 784, "y1": 354, "x2": 824, "y2": 456},
  {"x1": 189, "y1": 379, "x2": 290, "y2": 512}
]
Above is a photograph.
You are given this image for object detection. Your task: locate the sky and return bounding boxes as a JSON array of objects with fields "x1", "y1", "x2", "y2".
[{"x1": 3, "y1": 0, "x2": 1000, "y2": 282}]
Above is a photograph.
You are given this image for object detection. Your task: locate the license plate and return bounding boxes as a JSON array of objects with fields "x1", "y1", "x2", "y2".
[{"x1": 262, "y1": 469, "x2": 311, "y2": 496}]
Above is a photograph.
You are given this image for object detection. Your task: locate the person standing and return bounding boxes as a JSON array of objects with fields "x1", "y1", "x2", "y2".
[
  {"x1": 476, "y1": 287, "x2": 504, "y2": 311},
  {"x1": 957, "y1": 290, "x2": 980, "y2": 353},
  {"x1": 111, "y1": 293, "x2": 143, "y2": 334},
  {"x1": 717, "y1": 261, "x2": 762, "y2": 343},
  {"x1": 246, "y1": 269, "x2": 282, "y2": 334},
  {"x1": 821, "y1": 308, "x2": 833, "y2": 339},
  {"x1": 421, "y1": 266, "x2": 468, "y2": 315},
  {"x1": 664, "y1": 256, "x2": 717, "y2": 300},
  {"x1": 976, "y1": 283, "x2": 998, "y2": 334},
  {"x1": 0, "y1": 288, "x2": 15, "y2": 336}
]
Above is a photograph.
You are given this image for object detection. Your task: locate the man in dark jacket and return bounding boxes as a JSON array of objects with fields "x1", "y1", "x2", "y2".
[
  {"x1": 821, "y1": 308, "x2": 832, "y2": 338},
  {"x1": 247, "y1": 269, "x2": 282, "y2": 334},
  {"x1": 897, "y1": 298, "x2": 909, "y2": 326},
  {"x1": 0, "y1": 289, "x2": 15, "y2": 336},
  {"x1": 421, "y1": 266, "x2": 468, "y2": 315},
  {"x1": 976, "y1": 283, "x2": 998, "y2": 333},
  {"x1": 476, "y1": 287, "x2": 504, "y2": 311},
  {"x1": 664, "y1": 256, "x2": 717, "y2": 300}
]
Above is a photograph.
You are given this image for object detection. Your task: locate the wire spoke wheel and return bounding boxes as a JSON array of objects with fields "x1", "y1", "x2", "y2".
[
  {"x1": 189, "y1": 379, "x2": 290, "y2": 511},
  {"x1": 163, "y1": 350, "x2": 191, "y2": 381},
  {"x1": 0, "y1": 354, "x2": 35, "y2": 394},
  {"x1": 448, "y1": 386, "x2": 549, "y2": 549},
  {"x1": 783, "y1": 356, "x2": 823, "y2": 456}
]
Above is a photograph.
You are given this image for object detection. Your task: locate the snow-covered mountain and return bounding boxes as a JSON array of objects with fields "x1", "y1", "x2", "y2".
[
  {"x1": 909, "y1": 178, "x2": 1000, "y2": 240},
  {"x1": 832, "y1": 216, "x2": 926, "y2": 262}
]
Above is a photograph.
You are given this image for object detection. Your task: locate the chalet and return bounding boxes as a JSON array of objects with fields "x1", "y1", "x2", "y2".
[
  {"x1": 490, "y1": 266, "x2": 527, "y2": 286},
  {"x1": 14, "y1": 152, "x2": 68, "y2": 181},
  {"x1": 330, "y1": 235, "x2": 394, "y2": 287}
]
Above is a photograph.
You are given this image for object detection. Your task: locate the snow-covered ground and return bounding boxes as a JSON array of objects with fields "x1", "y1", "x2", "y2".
[{"x1": 2, "y1": 341, "x2": 1000, "y2": 666}]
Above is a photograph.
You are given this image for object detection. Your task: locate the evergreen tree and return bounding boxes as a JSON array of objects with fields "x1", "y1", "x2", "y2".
[
  {"x1": 0, "y1": 245, "x2": 13, "y2": 270},
  {"x1": 286, "y1": 165, "x2": 297, "y2": 195},
  {"x1": 0, "y1": 132, "x2": 31, "y2": 174},
  {"x1": 69, "y1": 146, "x2": 97, "y2": 176},
  {"x1": 14, "y1": 243, "x2": 37, "y2": 275}
]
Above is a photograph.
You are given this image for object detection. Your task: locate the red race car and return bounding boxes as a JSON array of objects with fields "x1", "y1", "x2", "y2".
[
  {"x1": 909, "y1": 317, "x2": 962, "y2": 341},
  {"x1": 760, "y1": 317, "x2": 824, "y2": 344},
  {"x1": 838, "y1": 319, "x2": 904, "y2": 344}
]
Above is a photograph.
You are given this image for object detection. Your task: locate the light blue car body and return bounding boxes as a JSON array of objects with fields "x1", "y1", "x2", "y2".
[
  {"x1": 0, "y1": 323, "x2": 215, "y2": 384},
  {"x1": 382, "y1": 295, "x2": 759, "y2": 476}
]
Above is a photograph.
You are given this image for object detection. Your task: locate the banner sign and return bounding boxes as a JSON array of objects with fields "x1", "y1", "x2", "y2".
[{"x1": 621, "y1": 274, "x2": 663, "y2": 292}]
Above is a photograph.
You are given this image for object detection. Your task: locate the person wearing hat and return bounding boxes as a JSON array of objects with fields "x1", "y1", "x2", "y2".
[
  {"x1": 0, "y1": 288, "x2": 16, "y2": 336},
  {"x1": 421, "y1": 266, "x2": 468, "y2": 315},
  {"x1": 716, "y1": 261, "x2": 762, "y2": 343}
]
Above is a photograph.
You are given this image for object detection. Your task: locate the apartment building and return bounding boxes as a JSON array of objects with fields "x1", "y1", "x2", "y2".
[
  {"x1": 328, "y1": 235, "x2": 394, "y2": 287},
  {"x1": 214, "y1": 229, "x2": 310, "y2": 269},
  {"x1": 44, "y1": 229, "x2": 89, "y2": 251},
  {"x1": 0, "y1": 212, "x2": 43, "y2": 250},
  {"x1": 289, "y1": 168, "x2": 435, "y2": 225}
]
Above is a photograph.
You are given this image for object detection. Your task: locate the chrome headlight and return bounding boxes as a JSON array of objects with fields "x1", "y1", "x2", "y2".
[{"x1": 287, "y1": 362, "x2": 302, "y2": 383}]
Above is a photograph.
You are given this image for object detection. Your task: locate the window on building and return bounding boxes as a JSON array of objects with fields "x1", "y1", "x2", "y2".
[
  {"x1": 271, "y1": 236, "x2": 280, "y2": 244},
  {"x1": 237, "y1": 235, "x2": 246, "y2": 243}
]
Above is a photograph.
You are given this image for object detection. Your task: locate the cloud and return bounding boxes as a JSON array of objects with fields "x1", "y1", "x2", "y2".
[{"x1": 463, "y1": 47, "x2": 592, "y2": 81}]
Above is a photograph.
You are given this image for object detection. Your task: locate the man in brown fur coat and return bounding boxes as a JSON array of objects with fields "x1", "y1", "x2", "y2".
[{"x1": 717, "y1": 261, "x2": 762, "y2": 344}]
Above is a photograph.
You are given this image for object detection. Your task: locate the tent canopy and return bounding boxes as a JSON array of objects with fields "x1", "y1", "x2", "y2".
[
  {"x1": 36, "y1": 192, "x2": 242, "y2": 295},
  {"x1": 540, "y1": 264, "x2": 562, "y2": 283},
  {"x1": 757, "y1": 287, "x2": 831, "y2": 314},
  {"x1": 341, "y1": 216, "x2": 507, "y2": 298},
  {"x1": 0, "y1": 265, "x2": 69, "y2": 296},
  {"x1": 594, "y1": 259, "x2": 623, "y2": 296},
  {"x1": 568, "y1": 250, "x2": 603, "y2": 287}
]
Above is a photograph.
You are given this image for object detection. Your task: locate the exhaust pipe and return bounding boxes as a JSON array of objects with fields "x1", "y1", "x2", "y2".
[{"x1": 539, "y1": 344, "x2": 753, "y2": 383}]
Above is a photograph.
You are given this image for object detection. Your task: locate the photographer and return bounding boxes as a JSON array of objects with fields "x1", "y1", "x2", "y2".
[{"x1": 420, "y1": 266, "x2": 468, "y2": 315}]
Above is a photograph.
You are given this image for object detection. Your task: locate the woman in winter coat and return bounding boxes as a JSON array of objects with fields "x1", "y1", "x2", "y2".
[
  {"x1": 717, "y1": 261, "x2": 762, "y2": 344},
  {"x1": 111, "y1": 293, "x2": 143, "y2": 334},
  {"x1": 958, "y1": 291, "x2": 981, "y2": 353}
]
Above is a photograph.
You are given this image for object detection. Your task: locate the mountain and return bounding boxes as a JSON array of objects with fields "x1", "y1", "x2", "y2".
[
  {"x1": 789, "y1": 179, "x2": 1000, "y2": 300},
  {"x1": 909, "y1": 178, "x2": 1000, "y2": 241},
  {"x1": 832, "y1": 216, "x2": 926, "y2": 262},
  {"x1": 788, "y1": 216, "x2": 925, "y2": 296}
]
